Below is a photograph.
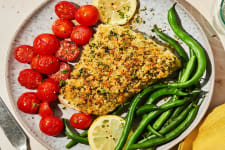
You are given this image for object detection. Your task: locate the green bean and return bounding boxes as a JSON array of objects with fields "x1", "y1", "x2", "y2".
[
  {"x1": 180, "y1": 55, "x2": 196, "y2": 82},
  {"x1": 147, "y1": 147, "x2": 156, "y2": 150},
  {"x1": 166, "y1": 4, "x2": 206, "y2": 88},
  {"x1": 114, "y1": 84, "x2": 162, "y2": 150},
  {"x1": 129, "y1": 106, "x2": 199, "y2": 149},
  {"x1": 138, "y1": 102, "x2": 193, "y2": 144},
  {"x1": 178, "y1": 69, "x2": 183, "y2": 81},
  {"x1": 153, "y1": 25, "x2": 188, "y2": 65},
  {"x1": 137, "y1": 97, "x2": 190, "y2": 116},
  {"x1": 66, "y1": 130, "x2": 88, "y2": 149},
  {"x1": 63, "y1": 119, "x2": 89, "y2": 145},
  {"x1": 160, "y1": 97, "x2": 191, "y2": 109},
  {"x1": 112, "y1": 102, "x2": 130, "y2": 115},
  {"x1": 189, "y1": 48, "x2": 195, "y2": 57},
  {"x1": 145, "y1": 88, "x2": 188, "y2": 104},
  {"x1": 166, "y1": 105, "x2": 186, "y2": 125},
  {"x1": 147, "y1": 124, "x2": 163, "y2": 137},
  {"x1": 152, "y1": 110, "x2": 172, "y2": 130},
  {"x1": 136, "y1": 104, "x2": 158, "y2": 116},
  {"x1": 66, "y1": 140, "x2": 77, "y2": 148}
]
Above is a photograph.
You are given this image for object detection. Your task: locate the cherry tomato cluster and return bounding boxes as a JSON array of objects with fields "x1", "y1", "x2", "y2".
[{"x1": 14, "y1": 1, "x2": 96, "y2": 136}]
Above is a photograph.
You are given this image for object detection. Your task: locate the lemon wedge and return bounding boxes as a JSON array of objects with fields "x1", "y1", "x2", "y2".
[
  {"x1": 88, "y1": 115, "x2": 125, "y2": 150},
  {"x1": 93, "y1": 0, "x2": 137, "y2": 25}
]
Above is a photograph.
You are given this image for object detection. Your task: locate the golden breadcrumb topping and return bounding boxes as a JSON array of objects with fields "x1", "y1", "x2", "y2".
[{"x1": 60, "y1": 25, "x2": 180, "y2": 115}]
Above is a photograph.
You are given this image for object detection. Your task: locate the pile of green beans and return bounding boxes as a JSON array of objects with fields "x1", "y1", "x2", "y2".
[
  {"x1": 138, "y1": 102, "x2": 194, "y2": 144},
  {"x1": 129, "y1": 105, "x2": 199, "y2": 149},
  {"x1": 115, "y1": 4, "x2": 206, "y2": 150}
]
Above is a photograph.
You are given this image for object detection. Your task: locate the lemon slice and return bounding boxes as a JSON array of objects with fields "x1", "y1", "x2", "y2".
[
  {"x1": 93, "y1": 0, "x2": 137, "y2": 25},
  {"x1": 88, "y1": 115, "x2": 125, "y2": 150}
]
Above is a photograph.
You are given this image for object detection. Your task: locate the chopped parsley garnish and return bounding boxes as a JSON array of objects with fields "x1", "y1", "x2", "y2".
[
  {"x1": 123, "y1": 41, "x2": 127, "y2": 46},
  {"x1": 123, "y1": 6, "x2": 130, "y2": 11},
  {"x1": 61, "y1": 69, "x2": 69, "y2": 74},
  {"x1": 102, "y1": 65, "x2": 108, "y2": 69},
  {"x1": 135, "y1": 17, "x2": 140, "y2": 23},
  {"x1": 117, "y1": 10, "x2": 125, "y2": 19},
  {"x1": 100, "y1": 89, "x2": 106, "y2": 94},
  {"x1": 78, "y1": 68, "x2": 84, "y2": 77},
  {"x1": 59, "y1": 80, "x2": 66, "y2": 87}
]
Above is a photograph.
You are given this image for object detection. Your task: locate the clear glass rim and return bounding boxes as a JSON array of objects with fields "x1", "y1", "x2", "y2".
[{"x1": 220, "y1": 0, "x2": 225, "y2": 25}]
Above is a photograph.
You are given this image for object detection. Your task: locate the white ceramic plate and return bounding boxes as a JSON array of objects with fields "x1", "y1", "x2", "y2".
[{"x1": 6, "y1": 0, "x2": 215, "y2": 150}]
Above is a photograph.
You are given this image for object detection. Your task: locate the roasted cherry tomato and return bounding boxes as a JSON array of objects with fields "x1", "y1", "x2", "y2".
[
  {"x1": 48, "y1": 62, "x2": 71, "y2": 83},
  {"x1": 30, "y1": 55, "x2": 39, "y2": 70},
  {"x1": 33, "y1": 33, "x2": 59, "y2": 55},
  {"x1": 52, "y1": 19, "x2": 74, "y2": 38},
  {"x1": 39, "y1": 116, "x2": 64, "y2": 136},
  {"x1": 70, "y1": 113, "x2": 92, "y2": 129},
  {"x1": 36, "y1": 55, "x2": 60, "y2": 75},
  {"x1": 70, "y1": 25, "x2": 92, "y2": 45},
  {"x1": 14, "y1": 45, "x2": 36, "y2": 63},
  {"x1": 55, "y1": 40, "x2": 79, "y2": 61},
  {"x1": 75, "y1": 5, "x2": 99, "y2": 26},
  {"x1": 18, "y1": 69, "x2": 43, "y2": 89},
  {"x1": 55, "y1": 1, "x2": 76, "y2": 20},
  {"x1": 39, "y1": 102, "x2": 53, "y2": 117},
  {"x1": 17, "y1": 92, "x2": 40, "y2": 114},
  {"x1": 37, "y1": 78, "x2": 60, "y2": 102}
]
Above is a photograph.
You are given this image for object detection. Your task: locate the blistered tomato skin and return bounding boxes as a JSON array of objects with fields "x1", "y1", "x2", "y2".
[
  {"x1": 33, "y1": 33, "x2": 59, "y2": 55},
  {"x1": 17, "y1": 92, "x2": 40, "y2": 114},
  {"x1": 55, "y1": 1, "x2": 76, "y2": 20},
  {"x1": 36, "y1": 55, "x2": 60, "y2": 75},
  {"x1": 39, "y1": 116, "x2": 64, "y2": 136},
  {"x1": 18, "y1": 69, "x2": 43, "y2": 89},
  {"x1": 70, "y1": 113, "x2": 92, "y2": 129},
  {"x1": 75, "y1": 5, "x2": 99, "y2": 26},
  {"x1": 52, "y1": 19, "x2": 74, "y2": 38},
  {"x1": 14, "y1": 45, "x2": 36, "y2": 63},
  {"x1": 49, "y1": 62, "x2": 71, "y2": 83},
  {"x1": 37, "y1": 78, "x2": 60, "y2": 102},
  {"x1": 55, "y1": 40, "x2": 79, "y2": 62},
  {"x1": 39, "y1": 102, "x2": 53, "y2": 117},
  {"x1": 70, "y1": 25, "x2": 93, "y2": 45}
]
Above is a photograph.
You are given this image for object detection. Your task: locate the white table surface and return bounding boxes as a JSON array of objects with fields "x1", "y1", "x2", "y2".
[{"x1": 0, "y1": 0, "x2": 224, "y2": 150}]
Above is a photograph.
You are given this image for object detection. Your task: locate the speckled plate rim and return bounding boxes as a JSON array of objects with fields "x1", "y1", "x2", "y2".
[{"x1": 4, "y1": 0, "x2": 215, "y2": 150}]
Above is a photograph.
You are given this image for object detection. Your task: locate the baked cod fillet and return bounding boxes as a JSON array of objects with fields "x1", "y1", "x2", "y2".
[{"x1": 59, "y1": 24, "x2": 181, "y2": 115}]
